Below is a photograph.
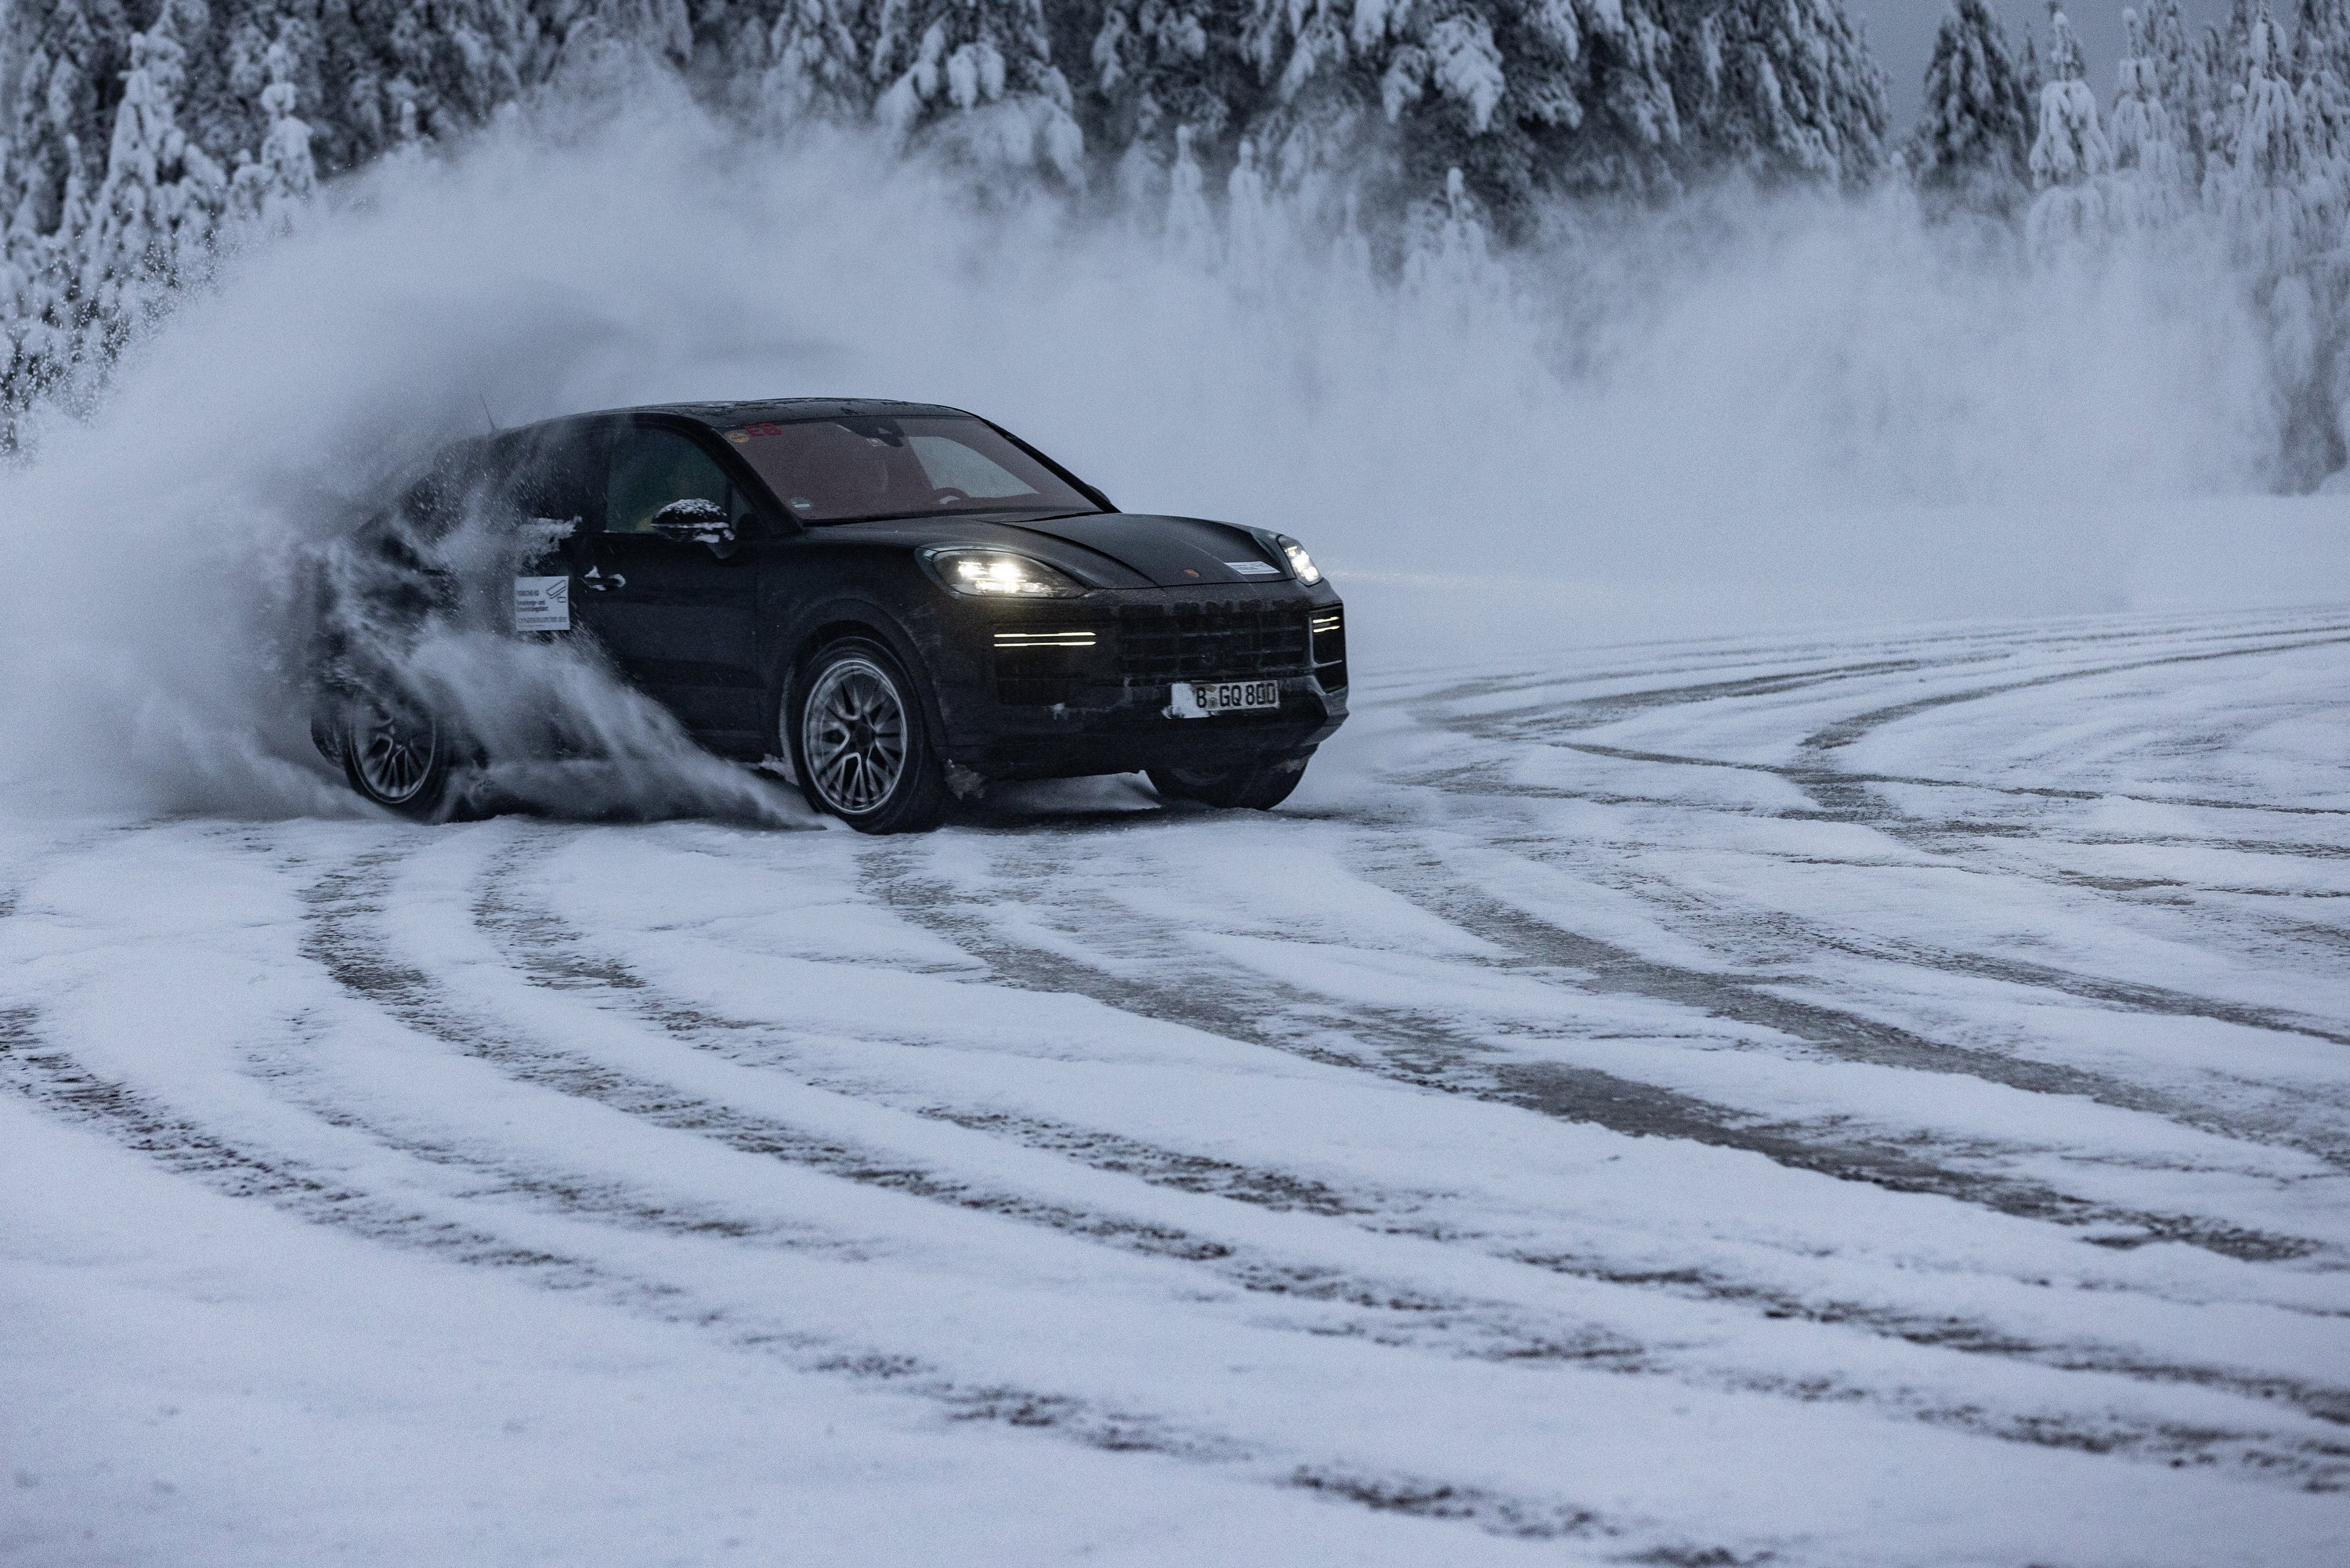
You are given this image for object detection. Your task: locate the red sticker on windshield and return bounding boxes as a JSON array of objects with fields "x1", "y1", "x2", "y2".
[{"x1": 737, "y1": 422, "x2": 783, "y2": 437}]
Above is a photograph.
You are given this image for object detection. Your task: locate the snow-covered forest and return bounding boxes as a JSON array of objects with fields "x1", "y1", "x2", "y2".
[{"x1": 5, "y1": 1, "x2": 2350, "y2": 485}]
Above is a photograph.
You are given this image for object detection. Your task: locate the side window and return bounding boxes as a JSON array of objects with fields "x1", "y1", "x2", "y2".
[
  {"x1": 502, "y1": 426, "x2": 599, "y2": 529},
  {"x1": 606, "y1": 426, "x2": 730, "y2": 535}
]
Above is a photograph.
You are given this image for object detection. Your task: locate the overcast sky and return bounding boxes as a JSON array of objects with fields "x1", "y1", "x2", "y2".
[{"x1": 1849, "y1": 0, "x2": 2231, "y2": 128}]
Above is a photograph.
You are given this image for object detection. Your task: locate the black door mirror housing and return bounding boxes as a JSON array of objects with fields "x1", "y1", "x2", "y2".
[{"x1": 649, "y1": 497, "x2": 736, "y2": 554}]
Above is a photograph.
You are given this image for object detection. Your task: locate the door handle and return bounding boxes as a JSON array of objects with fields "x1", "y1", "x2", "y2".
[{"x1": 582, "y1": 565, "x2": 628, "y2": 593}]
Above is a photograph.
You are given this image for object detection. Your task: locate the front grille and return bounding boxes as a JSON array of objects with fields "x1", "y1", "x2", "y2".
[{"x1": 1115, "y1": 602, "x2": 1311, "y2": 682}]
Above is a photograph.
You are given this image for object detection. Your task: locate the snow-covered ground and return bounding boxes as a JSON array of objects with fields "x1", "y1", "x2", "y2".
[{"x1": 5, "y1": 605, "x2": 2348, "y2": 1566}]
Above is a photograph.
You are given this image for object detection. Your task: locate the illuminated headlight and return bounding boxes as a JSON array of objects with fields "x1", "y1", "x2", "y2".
[
  {"x1": 921, "y1": 547, "x2": 1086, "y2": 598},
  {"x1": 1276, "y1": 534, "x2": 1323, "y2": 585}
]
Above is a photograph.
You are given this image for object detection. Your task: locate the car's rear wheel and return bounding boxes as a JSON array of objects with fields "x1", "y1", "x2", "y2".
[
  {"x1": 791, "y1": 638, "x2": 951, "y2": 833},
  {"x1": 1148, "y1": 752, "x2": 1311, "y2": 811},
  {"x1": 341, "y1": 696, "x2": 453, "y2": 820}
]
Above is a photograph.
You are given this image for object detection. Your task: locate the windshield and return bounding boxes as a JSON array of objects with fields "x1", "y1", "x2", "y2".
[{"x1": 721, "y1": 414, "x2": 1098, "y2": 524}]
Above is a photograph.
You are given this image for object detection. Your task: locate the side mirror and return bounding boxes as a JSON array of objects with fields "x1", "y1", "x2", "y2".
[{"x1": 649, "y1": 497, "x2": 735, "y2": 552}]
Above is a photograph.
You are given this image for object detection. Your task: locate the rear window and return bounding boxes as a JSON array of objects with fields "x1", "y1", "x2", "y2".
[{"x1": 722, "y1": 415, "x2": 1095, "y2": 524}]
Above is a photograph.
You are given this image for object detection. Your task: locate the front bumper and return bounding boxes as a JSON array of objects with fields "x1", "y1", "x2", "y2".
[{"x1": 916, "y1": 584, "x2": 1350, "y2": 781}]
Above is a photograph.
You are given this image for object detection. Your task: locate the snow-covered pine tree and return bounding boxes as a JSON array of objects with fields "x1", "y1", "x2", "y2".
[
  {"x1": 868, "y1": 0, "x2": 1084, "y2": 184},
  {"x1": 1401, "y1": 164, "x2": 1502, "y2": 298},
  {"x1": 2109, "y1": 6, "x2": 2186, "y2": 225},
  {"x1": 2290, "y1": 0, "x2": 2350, "y2": 215},
  {"x1": 721, "y1": 0, "x2": 870, "y2": 132},
  {"x1": 2211, "y1": 6, "x2": 2342, "y2": 486},
  {"x1": 2210, "y1": 4, "x2": 2312, "y2": 272},
  {"x1": 1907, "y1": 0, "x2": 2035, "y2": 216},
  {"x1": 2225, "y1": 0, "x2": 2258, "y2": 62},
  {"x1": 1223, "y1": 130, "x2": 1271, "y2": 283},
  {"x1": 1235, "y1": 0, "x2": 1681, "y2": 238},
  {"x1": 1687, "y1": 0, "x2": 1890, "y2": 190},
  {"x1": 1085, "y1": 0, "x2": 1258, "y2": 190},
  {"x1": 2145, "y1": 0, "x2": 2214, "y2": 186},
  {"x1": 2193, "y1": 17, "x2": 2242, "y2": 174},
  {"x1": 0, "y1": 0, "x2": 144, "y2": 420},
  {"x1": 2290, "y1": 0, "x2": 2350, "y2": 80},
  {"x1": 231, "y1": 36, "x2": 314, "y2": 235},
  {"x1": 1162, "y1": 117, "x2": 1213, "y2": 263},
  {"x1": 2026, "y1": 8, "x2": 2111, "y2": 248},
  {"x1": 77, "y1": 4, "x2": 229, "y2": 369},
  {"x1": 1401, "y1": 0, "x2": 1681, "y2": 223},
  {"x1": 385, "y1": 0, "x2": 529, "y2": 143},
  {"x1": 0, "y1": 0, "x2": 133, "y2": 241}
]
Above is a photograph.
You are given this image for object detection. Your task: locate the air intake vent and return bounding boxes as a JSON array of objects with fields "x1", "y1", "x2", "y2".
[
  {"x1": 1310, "y1": 609, "x2": 1347, "y2": 690},
  {"x1": 992, "y1": 622, "x2": 1104, "y2": 706}
]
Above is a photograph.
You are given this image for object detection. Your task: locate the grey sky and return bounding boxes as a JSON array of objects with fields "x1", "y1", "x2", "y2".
[{"x1": 1847, "y1": 1, "x2": 2232, "y2": 128}]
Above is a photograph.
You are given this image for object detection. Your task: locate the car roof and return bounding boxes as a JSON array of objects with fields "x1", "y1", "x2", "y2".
[{"x1": 533, "y1": 397, "x2": 976, "y2": 434}]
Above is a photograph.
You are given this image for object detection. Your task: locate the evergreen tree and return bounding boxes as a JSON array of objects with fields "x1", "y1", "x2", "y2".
[
  {"x1": 723, "y1": 0, "x2": 869, "y2": 132},
  {"x1": 2145, "y1": 0, "x2": 2213, "y2": 185},
  {"x1": 2214, "y1": 6, "x2": 2341, "y2": 486},
  {"x1": 2109, "y1": 6, "x2": 2186, "y2": 225},
  {"x1": 2026, "y1": 8, "x2": 2110, "y2": 248},
  {"x1": 78, "y1": 6, "x2": 226, "y2": 365},
  {"x1": 386, "y1": 0, "x2": 529, "y2": 142},
  {"x1": 2193, "y1": 20, "x2": 2240, "y2": 174},
  {"x1": 1908, "y1": 0, "x2": 2034, "y2": 216},
  {"x1": 2290, "y1": 0, "x2": 2350, "y2": 211},
  {"x1": 1223, "y1": 129, "x2": 1271, "y2": 283},
  {"x1": 2210, "y1": 4, "x2": 2312, "y2": 273},
  {"x1": 1401, "y1": 164, "x2": 1502, "y2": 296},
  {"x1": 1236, "y1": 0, "x2": 1683, "y2": 233},
  {"x1": 1085, "y1": 0, "x2": 1257, "y2": 179},
  {"x1": 237, "y1": 36, "x2": 315, "y2": 233},
  {"x1": 1687, "y1": 0, "x2": 1889, "y2": 189},
  {"x1": 1162, "y1": 116, "x2": 1213, "y2": 264},
  {"x1": 1, "y1": 0, "x2": 135, "y2": 240},
  {"x1": 868, "y1": 0, "x2": 1084, "y2": 183}
]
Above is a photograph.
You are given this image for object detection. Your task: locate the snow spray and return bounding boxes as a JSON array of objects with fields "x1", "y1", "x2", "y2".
[{"x1": 0, "y1": 93, "x2": 2304, "y2": 819}]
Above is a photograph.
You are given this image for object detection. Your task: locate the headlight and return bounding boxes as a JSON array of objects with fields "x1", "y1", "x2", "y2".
[
  {"x1": 920, "y1": 547, "x2": 1087, "y2": 599},
  {"x1": 1276, "y1": 534, "x2": 1323, "y2": 585}
]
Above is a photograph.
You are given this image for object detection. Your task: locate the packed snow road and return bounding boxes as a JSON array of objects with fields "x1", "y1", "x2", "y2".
[{"x1": 4, "y1": 606, "x2": 2348, "y2": 1566}]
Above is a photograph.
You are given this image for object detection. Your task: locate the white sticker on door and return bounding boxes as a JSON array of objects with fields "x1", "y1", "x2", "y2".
[{"x1": 514, "y1": 576, "x2": 571, "y2": 632}]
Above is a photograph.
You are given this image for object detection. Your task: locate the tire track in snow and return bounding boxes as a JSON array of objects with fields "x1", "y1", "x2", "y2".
[
  {"x1": 1, "y1": 914, "x2": 1673, "y2": 1546},
  {"x1": 1366, "y1": 844, "x2": 2350, "y2": 1169},
  {"x1": 861, "y1": 840, "x2": 2325, "y2": 1266},
  {"x1": 280, "y1": 840, "x2": 2350, "y2": 1504},
  {"x1": 0, "y1": 1005, "x2": 1286, "y2": 1472},
  {"x1": 289, "y1": 833, "x2": 2350, "y2": 1483},
  {"x1": 461, "y1": 852, "x2": 2350, "y2": 1440}
]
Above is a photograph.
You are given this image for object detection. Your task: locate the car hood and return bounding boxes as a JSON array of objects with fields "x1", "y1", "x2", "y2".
[{"x1": 997, "y1": 513, "x2": 1289, "y2": 589}]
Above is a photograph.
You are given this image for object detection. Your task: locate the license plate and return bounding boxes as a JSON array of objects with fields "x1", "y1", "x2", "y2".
[{"x1": 1167, "y1": 678, "x2": 1282, "y2": 718}]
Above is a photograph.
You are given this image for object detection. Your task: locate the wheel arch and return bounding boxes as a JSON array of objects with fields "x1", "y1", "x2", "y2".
[{"x1": 770, "y1": 599, "x2": 947, "y2": 758}]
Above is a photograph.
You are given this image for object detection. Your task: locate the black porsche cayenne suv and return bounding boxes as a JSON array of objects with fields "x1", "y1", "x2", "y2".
[{"x1": 311, "y1": 398, "x2": 1348, "y2": 832}]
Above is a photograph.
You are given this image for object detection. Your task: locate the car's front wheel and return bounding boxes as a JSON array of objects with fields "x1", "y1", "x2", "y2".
[
  {"x1": 791, "y1": 638, "x2": 951, "y2": 833},
  {"x1": 341, "y1": 696, "x2": 454, "y2": 819},
  {"x1": 1148, "y1": 752, "x2": 1311, "y2": 811}
]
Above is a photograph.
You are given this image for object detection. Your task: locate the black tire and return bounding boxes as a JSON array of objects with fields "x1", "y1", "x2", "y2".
[
  {"x1": 789, "y1": 638, "x2": 952, "y2": 834},
  {"x1": 340, "y1": 695, "x2": 454, "y2": 820},
  {"x1": 1148, "y1": 751, "x2": 1311, "y2": 811}
]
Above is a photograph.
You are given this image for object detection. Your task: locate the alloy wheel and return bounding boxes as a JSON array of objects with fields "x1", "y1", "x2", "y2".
[
  {"x1": 802, "y1": 656, "x2": 909, "y2": 816},
  {"x1": 352, "y1": 705, "x2": 438, "y2": 804}
]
